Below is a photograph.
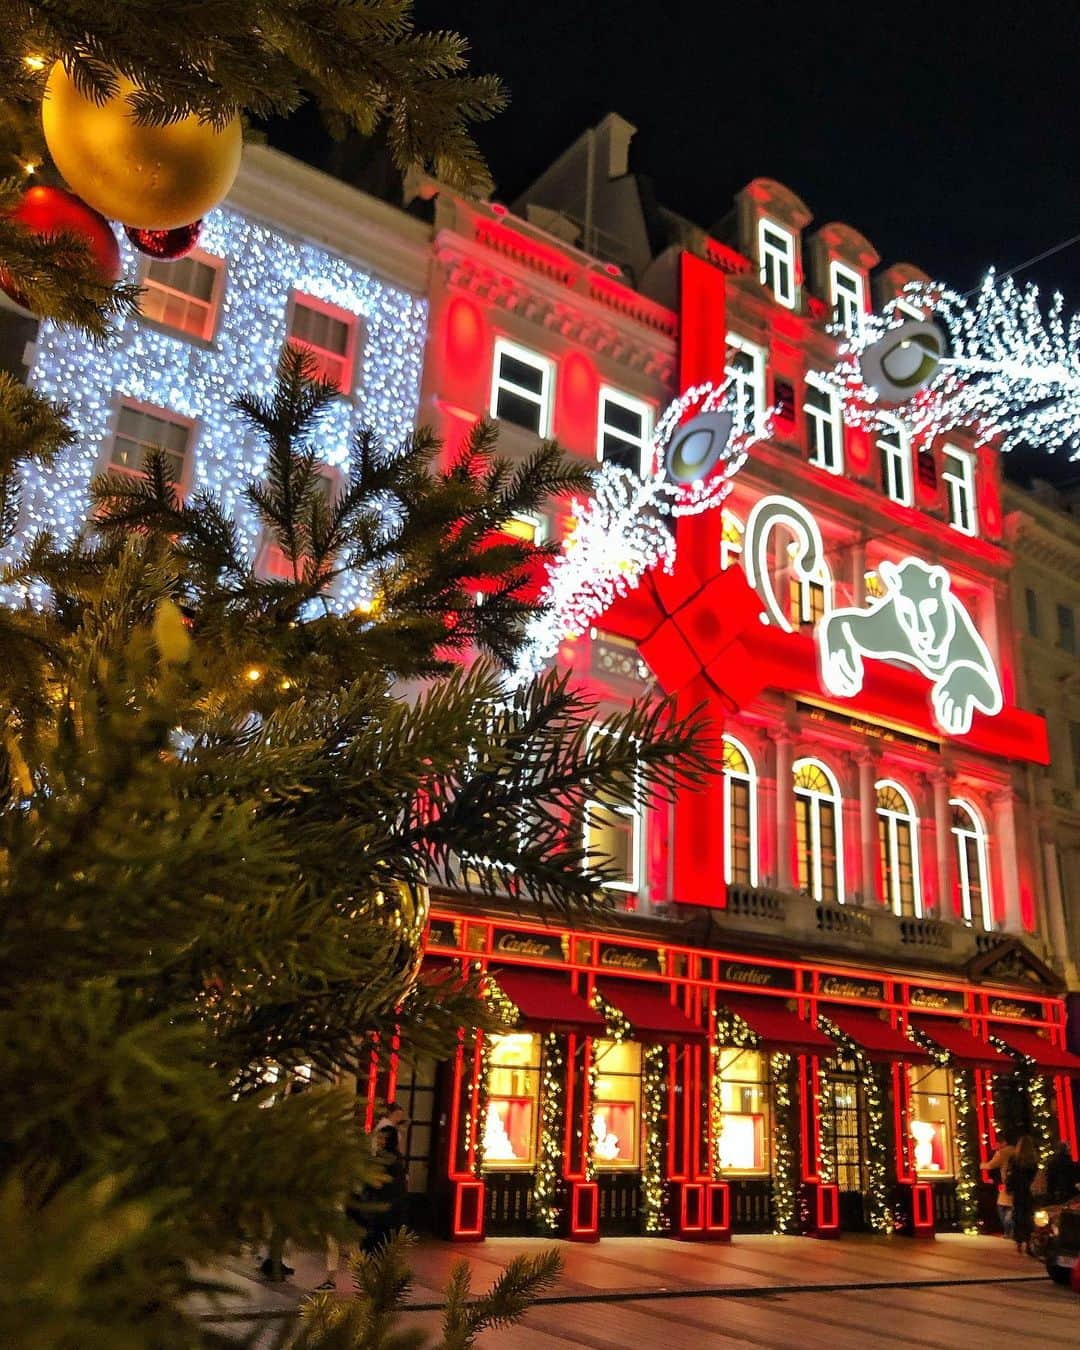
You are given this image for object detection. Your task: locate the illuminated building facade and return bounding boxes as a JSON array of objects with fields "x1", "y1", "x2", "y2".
[{"x1": 7, "y1": 118, "x2": 1080, "y2": 1243}]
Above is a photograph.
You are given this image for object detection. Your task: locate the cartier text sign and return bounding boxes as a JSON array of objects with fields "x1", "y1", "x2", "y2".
[
  {"x1": 493, "y1": 927, "x2": 566, "y2": 963},
  {"x1": 819, "y1": 976, "x2": 885, "y2": 1003},
  {"x1": 720, "y1": 961, "x2": 797, "y2": 992}
]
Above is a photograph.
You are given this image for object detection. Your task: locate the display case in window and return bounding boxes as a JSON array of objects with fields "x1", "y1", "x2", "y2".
[
  {"x1": 713, "y1": 1048, "x2": 771, "y2": 1175},
  {"x1": 908, "y1": 1064, "x2": 957, "y2": 1177},
  {"x1": 591, "y1": 1039, "x2": 642, "y2": 1170},
  {"x1": 483, "y1": 1033, "x2": 541, "y2": 1170}
]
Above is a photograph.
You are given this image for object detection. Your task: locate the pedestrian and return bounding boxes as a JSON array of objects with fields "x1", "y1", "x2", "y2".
[
  {"x1": 1007, "y1": 1134, "x2": 1039, "y2": 1255},
  {"x1": 981, "y1": 1133, "x2": 1017, "y2": 1238},
  {"x1": 1045, "y1": 1139, "x2": 1079, "y2": 1205},
  {"x1": 372, "y1": 1100, "x2": 408, "y2": 1152},
  {"x1": 361, "y1": 1124, "x2": 409, "y2": 1254}
]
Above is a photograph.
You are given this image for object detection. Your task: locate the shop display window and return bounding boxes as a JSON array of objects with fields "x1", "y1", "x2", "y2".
[
  {"x1": 908, "y1": 1064, "x2": 957, "y2": 1178},
  {"x1": 591, "y1": 1039, "x2": 642, "y2": 1169},
  {"x1": 714, "y1": 1048, "x2": 771, "y2": 1175},
  {"x1": 483, "y1": 1033, "x2": 541, "y2": 1170}
]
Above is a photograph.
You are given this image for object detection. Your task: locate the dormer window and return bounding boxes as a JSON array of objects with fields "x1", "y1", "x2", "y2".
[
  {"x1": 942, "y1": 445, "x2": 977, "y2": 536},
  {"x1": 829, "y1": 261, "x2": 865, "y2": 338},
  {"x1": 726, "y1": 333, "x2": 767, "y2": 431},
  {"x1": 757, "y1": 219, "x2": 796, "y2": 309},
  {"x1": 876, "y1": 415, "x2": 913, "y2": 506}
]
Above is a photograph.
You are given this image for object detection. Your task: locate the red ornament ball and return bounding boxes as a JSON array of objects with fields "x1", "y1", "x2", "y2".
[
  {"x1": 1, "y1": 186, "x2": 121, "y2": 308},
  {"x1": 124, "y1": 219, "x2": 203, "y2": 260}
]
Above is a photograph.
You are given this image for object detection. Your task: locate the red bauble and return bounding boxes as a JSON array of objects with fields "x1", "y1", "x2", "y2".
[
  {"x1": 1, "y1": 186, "x2": 121, "y2": 307},
  {"x1": 124, "y1": 220, "x2": 203, "y2": 260}
]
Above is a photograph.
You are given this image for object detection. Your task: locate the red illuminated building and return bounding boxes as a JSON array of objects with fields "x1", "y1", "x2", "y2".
[{"x1": 380, "y1": 115, "x2": 1080, "y2": 1242}]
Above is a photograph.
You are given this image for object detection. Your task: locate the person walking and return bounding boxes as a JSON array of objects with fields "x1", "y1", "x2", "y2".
[
  {"x1": 1046, "y1": 1139, "x2": 1079, "y2": 1205},
  {"x1": 1008, "y1": 1134, "x2": 1039, "y2": 1255},
  {"x1": 982, "y1": 1134, "x2": 1017, "y2": 1238},
  {"x1": 361, "y1": 1124, "x2": 409, "y2": 1254}
]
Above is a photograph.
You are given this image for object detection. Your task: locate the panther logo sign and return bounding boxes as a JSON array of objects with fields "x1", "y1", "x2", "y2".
[{"x1": 744, "y1": 497, "x2": 1003, "y2": 737}]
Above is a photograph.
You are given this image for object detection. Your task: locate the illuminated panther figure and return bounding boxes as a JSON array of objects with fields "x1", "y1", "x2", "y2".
[{"x1": 744, "y1": 497, "x2": 1003, "y2": 737}]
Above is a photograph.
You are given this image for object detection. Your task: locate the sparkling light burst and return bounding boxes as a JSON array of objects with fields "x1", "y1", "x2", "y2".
[
  {"x1": 14, "y1": 207, "x2": 428, "y2": 607},
  {"x1": 828, "y1": 272, "x2": 1080, "y2": 456}
]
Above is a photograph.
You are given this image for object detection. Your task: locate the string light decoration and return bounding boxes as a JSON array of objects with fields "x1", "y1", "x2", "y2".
[
  {"x1": 512, "y1": 380, "x2": 771, "y2": 682},
  {"x1": 988, "y1": 1031, "x2": 1056, "y2": 1161},
  {"x1": 827, "y1": 273, "x2": 1080, "y2": 458},
  {"x1": 906, "y1": 1023, "x2": 980, "y2": 1233},
  {"x1": 534, "y1": 1032, "x2": 566, "y2": 1234},
  {"x1": 818, "y1": 1016, "x2": 892, "y2": 1235},
  {"x1": 13, "y1": 206, "x2": 427, "y2": 608}
]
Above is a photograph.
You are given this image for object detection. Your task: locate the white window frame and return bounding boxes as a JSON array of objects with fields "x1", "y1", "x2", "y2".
[
  {"x1": 723, "y1": 734, "x2": 759, "y2": 886},
  {"x1": 950, "y1": 798, "x2": 992, "y2": 931},
  {"x1": 876, "y1": 415, "x2": 914, "y2": 506},
  {"x1": 106, "y1": 397, "x2": 195, "y2": 493},
  {"x1": 490, "y1": 337, "x2": 553, "y2": 437},
  {"x1": 584, "y1": 725, "x2": 641, "y2": 893},
  {"x1": 829, "y1": 260, "x2": 866, "y2": 338},
  {"x1": 138, "y1": 248, "x2": 225, "y2": 342},
  {"x1": 875, "y1": 779, "x2": 922, "y2": 919},
  {"x1": 597, "y1": 387, "x2": 652, "y2": 475},
  {"x1": 942, "y1": 444, "x2": 977, "y2": 536},
  {"x1": 803, "y1": 371, "x2": 844, "y2": 474},
  {"x1": 726, "y1": 332, "x2": 767, "y2": 433},
  {"x1": 286, "y1": 291, "x2": 361, "y2": 395},
  {"x1": 757, "y1": 218, "x2": 797, "y2": 309},
  {"x1": 793, "y1": 757, "x2": 845, "y2": 904}
]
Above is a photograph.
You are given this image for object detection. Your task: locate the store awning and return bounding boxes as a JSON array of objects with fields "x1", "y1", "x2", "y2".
[
  {"x1": 991, "y1": 1027, "x2": 1080, "y2": 1076},
  {"x1": 595, "y1": 979, "x2": 705, "y2": 1044},
  {"x1": 719, "y1": 995, "x2": 835, "y2": 1056},
  {"x1": 824, "y1": 1008, "x2": 933, "y2": 1064},
  {"x1": 489, "y1": 968, "x2": 606, "y2": 1035},
  {"x1": 909, "y1": 1017, "x2": 1014, "y2": 1073}
]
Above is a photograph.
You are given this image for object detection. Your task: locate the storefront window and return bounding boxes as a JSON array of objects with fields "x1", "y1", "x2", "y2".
[
  {"x1": 483, "y1": 1033, "x2": 541, "y2": 1170},
  {"x1": 591, "y1": 1039, "x2": 642, "y2": 1169},
  {"x1": 714, "y1": 1048, "x2": 771, "y2": 1174},
  {"x1": 908, "y1": 1065, "x2": 958, "y2": 1178}
]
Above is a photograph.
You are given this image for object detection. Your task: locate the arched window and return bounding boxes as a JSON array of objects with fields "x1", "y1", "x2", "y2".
[
  {"x1": 876, "y1": 780, "x2": 921, "y2": 918},
  {"x1": 793, "y1": 758, "x2": 844, "y2": 904},
  {"x1": 723, "y1": 735, "x2": 758, "y2": 886},
  {"x1": 950, "y1": 799, "x2": 992, "y2": 930}
]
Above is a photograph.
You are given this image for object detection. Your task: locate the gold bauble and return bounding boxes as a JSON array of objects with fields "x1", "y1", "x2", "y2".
[{"x1": 42, "y1": 63, "x2": 242, "y2": 230}]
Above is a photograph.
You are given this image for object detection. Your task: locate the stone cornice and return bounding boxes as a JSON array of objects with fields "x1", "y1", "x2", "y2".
[{"x1": 1004, "y1": 496, "x2": 1080, "y2": 585}]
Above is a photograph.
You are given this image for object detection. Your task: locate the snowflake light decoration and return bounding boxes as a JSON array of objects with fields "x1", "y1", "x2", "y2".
[
  {"x1": 512, "y1": 379, "x2": 769, "y2": 682},
  {"x1": 828, "y1": 272, "x2": 1080, "y2": 457}
]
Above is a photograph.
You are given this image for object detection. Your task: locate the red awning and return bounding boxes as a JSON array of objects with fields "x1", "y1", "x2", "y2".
[
  {"x1": 490, "y1": 969, "x2": 606, "y2": 1035},
  {"x1": 992, "y1": 1027, "x2": 1080, "y2": 1076},
  {"x1": 909, "y1": 1017, "x2": 1014, "y2": 1073},
  {"x1": 824, "y1": 1008, "x2": 933, "y2": 1064},
  {"x1": 595, "y1": 979, "x2": 704, "y2": 1044},
  {"x1": 719, "y1": 995, "x2": 835, "y2": 1056}
]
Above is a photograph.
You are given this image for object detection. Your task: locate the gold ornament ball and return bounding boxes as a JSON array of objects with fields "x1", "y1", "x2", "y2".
[{"x1": 41, "y1": 63, "x2": 242, "y2": 230}]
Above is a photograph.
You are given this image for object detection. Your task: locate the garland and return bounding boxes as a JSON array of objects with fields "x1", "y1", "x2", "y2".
[
  {"x1": 818, "y1": 1016, "x2": 892, "y2": 1234},
  {"x1": 534, "y1": 1032, "x2": 566, "y2": 1233},
  {"x1": 906, "y1": 1024, "x2": 980, "y2": 1234},
  {"x1": 988, "y1": 1034, "x2": 1057, "y2": 1158},
  {"x1": 475, "y1": 971, "x2": 521, "y2": 1176}
]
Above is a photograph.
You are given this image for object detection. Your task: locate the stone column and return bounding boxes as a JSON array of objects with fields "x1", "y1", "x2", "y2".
[
  {"x1": 931, "y1": 768, "x2": 955, "y2": 922},
  {"x1": 855, "y1": 748, "x2": 880, "y2": 908},
  {"x1": 770, "y1": 729, "x2": 794, "y2": 891},
  {"x1": 1041, "y1": 834, "x2": 1078, "y2": 984},
  {"x1": 991, "y1": 788, "x2": 1023, "y2": 934}
]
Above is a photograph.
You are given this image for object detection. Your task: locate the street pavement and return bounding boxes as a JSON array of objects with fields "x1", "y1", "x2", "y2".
[{"x1": 199, "y1": 1233, "x2": 1078, "y2": 1346}]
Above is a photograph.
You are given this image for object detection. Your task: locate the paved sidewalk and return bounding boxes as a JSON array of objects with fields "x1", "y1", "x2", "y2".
[{"x1": 196, "y1": 1232, "x2": 1065, "y2": 1344}]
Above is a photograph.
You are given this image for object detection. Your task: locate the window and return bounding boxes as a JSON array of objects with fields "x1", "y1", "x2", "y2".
[
  {"x1": 908, "y1": 1065, "x2": 958, "y2": 1178},
  {"x1": 950, "y1": 799, "x2": 992, "y2": 930},
  {"x1": 794, "y1": 758, "x2": 844, "y2": 904},
  {"x1": 723, "y1": 736, "x2": 758, "y2": 886},
  {"x1": 1058, "y1": 604, "x2": 1076, "y2": 654},
  {"x1": 1072, "y1": 721, "x2": 1080, "y2": 789},
  {"x1": 876, "y1": 780, "x2": 921, "y2": 918},
  {"x1": 823, "y1": 1062, "x2": 870, "y2": 1192},
  {"x1": 108, "y1": 401, "x2": 193, "y2": 486},
  {"x1": 829, "y1": 260, "x2": 865, "y2": 338},
  {"x1": 591, "y1": 1039, "x2": 642, "y2": 1169},
  {"x1": 598, "y1": 388, "x2": 651, "y2": 475},
  {"x1": 804, "y1": 373, "x2": 843, "y2": 473},
  {"x1": 942, "y1": 445, "x2": 977, "y2": 535},
  {"x1": 584, "y1": 728, "x2": 640, "y2": 892},
  {"x1": 394, "y1": 1055, "x2": 438, "y2": 1194},
  {"x1": 490, "y1": 338, "x2": 552, "y2": 436},
  {"x1": 1024, "y1": 587, "x2": 1039, "y2": 637},
  {"x1": 286, "y1": 294, "x2": 358, "y2": 394},
  {"x1": 482, "y1": 1032, "x2": 541, "y2": 1169},
  {"x1": 720, "y1": 509, "x2": 744, "y2": 571},
  {"x1": 139, "y1": 251, "x2": 223, "y2": 340},
  {"x1": 725, "y1": 333, "x2": 766, "y2": 431},
  {"x1": 501, "y1": 513, "x2": 545, "y2": 546},
  {"x1": 757, "y1": 218, "x2": 796, "y2": 308},
  {"x1": 788, "y1": 541, "x2": 829, "y2": 628},
  {"x1": 713, "y1": 1048, "x2": 771, "y2": 1174},
  {"x1": 876, "y1": 416, "x2": 913, "y2": 506}
]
